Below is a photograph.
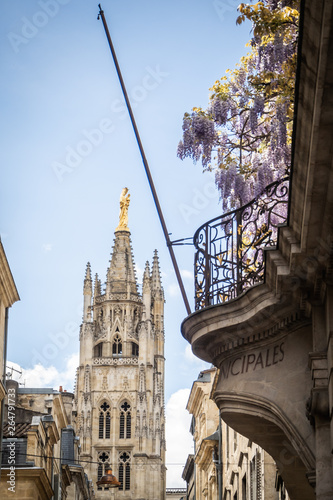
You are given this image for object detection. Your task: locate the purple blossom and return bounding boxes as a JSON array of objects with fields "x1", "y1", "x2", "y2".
[
  {"x1": 177, "y1": 141, "x2": 185, "y2": 160},
  {"x1": 250, "y1": 109, "x2": 258, "y2": 133},
  {"x1": 210, "y1": 98, "x2": 229, "y2": 125},
  {"x1": 239, "y1": 95, "x2": 247, "y2": 107},
  {"x1": 177, "y1": 0, "x2": 297, "y2": 210},
  {"x1": 238, "y1": 69, "x2": 247, "y2": 86},
  {"x1": 234, "y1": 173, "x2": 247, "y2": 205},
  {"x1": 254, "y1": 95, "x2": 265, "y2": 115},
  {"x1": 273, "y1": 33, "x2": 285, "y2": 65},
  {"x1": 193, "y1": 143, "x2": 203, "y2": 163}
]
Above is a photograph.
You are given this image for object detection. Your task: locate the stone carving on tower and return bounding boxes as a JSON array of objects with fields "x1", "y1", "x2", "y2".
[
  {"x1": 75, "y1": 189, "x2": 166, "y2": 499},
  {"x1": 115, "y1": 187, "x2": 130, "y2": 232}
]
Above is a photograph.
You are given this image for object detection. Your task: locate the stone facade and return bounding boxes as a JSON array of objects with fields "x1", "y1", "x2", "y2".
[
  {"x1": 75, "y1": 221, "x2": 166, "y2": 499},
  {"x1": 182, "y1": 455, "x2": 194, "y2": 500},
  {"x1": 184, "y1": 369, "x2": 286, "y2": 500},
  {"x1": 0, "y1": 382, "x2": 93, "y2": 499},
  {"x1": 181, "y1": 1, "x2": 333, "y2": 498}
]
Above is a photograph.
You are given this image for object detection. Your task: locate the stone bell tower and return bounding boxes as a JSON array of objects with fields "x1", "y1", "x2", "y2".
[{"x1": 75, "y1": 189, "x2": 166, "y2": 499}]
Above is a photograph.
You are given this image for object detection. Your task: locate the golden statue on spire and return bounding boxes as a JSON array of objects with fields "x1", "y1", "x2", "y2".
[{"x1": 115, "y1": 187, "x2": 130, "y2": 232}]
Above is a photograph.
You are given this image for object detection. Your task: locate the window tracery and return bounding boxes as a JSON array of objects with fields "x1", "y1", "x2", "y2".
[
  {"x1": 118, "y1": 451, "x2": 131, "y2": 491},
  {"x1": 94, "y1": 342, "x2": 103, "y2": 357},
  {"x1": 97, "y1": 451, "x2": 110, "y2": 491},
  {"x1": 119, "y1": 401, "x2": 131, "y2": 439},
  {"x1": 113, "y1": 334, "x2": 122, "y2": 355},
  {"x1": 99, "y1": 402, "x2": 111, "y2": 439},
  {"x1": 131, "y1": 342, "x2": 139, "y2": 356}
]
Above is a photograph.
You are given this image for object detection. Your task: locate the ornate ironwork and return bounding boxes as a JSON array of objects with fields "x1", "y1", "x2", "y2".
[{"x1": 194, "y1": 177, "x2": 289, "y2": 310}]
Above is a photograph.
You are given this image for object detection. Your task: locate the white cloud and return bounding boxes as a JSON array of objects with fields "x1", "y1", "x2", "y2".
[
  {"x1": 166, "y1": 388, "x2": 194, "y2": 488},
  {"x1": 184, "y1": 343, "x2": 208, "y2": 368},
  {"x1": 42, "y1": 243, "x2": 52, "y2": 252},
  {"x1": 7, "y1": 352, "x2": 78, "y2": 392},
  {"x1": 181, "y1": 269, "x2": 192, "y2": 280},
  {"x1": 135, "y1": 263, "x2": 144, "y2": 283},
  {"x1": 167, "y1": 283, "x2": 181, "y2": 297}
]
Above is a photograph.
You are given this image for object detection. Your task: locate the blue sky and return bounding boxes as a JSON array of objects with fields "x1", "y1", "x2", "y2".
[{"x1": 1, "y1": 0, "x2": 251, "y2": 487}]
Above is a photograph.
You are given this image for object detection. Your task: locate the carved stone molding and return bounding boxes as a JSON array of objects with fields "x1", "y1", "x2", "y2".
[
  {"x1": 210, "y1": 309, "x2": 308, "y2": 363},
  {"x1": 93, "y1": 357, "x2": 138, "y2": 366},
  {"x1": 308, "y1": 352, "x2": 329, "y2": 419}
]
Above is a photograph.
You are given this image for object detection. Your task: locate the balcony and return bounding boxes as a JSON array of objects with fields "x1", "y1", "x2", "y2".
[
  {"x1": 182, "y1": 173, "x2": 317, "y2": 500},
  {"x1": 194, "y1": 176, "x2": 289, "y2": 311}
]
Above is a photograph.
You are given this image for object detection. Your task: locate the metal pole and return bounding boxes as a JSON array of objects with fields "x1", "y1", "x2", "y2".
[{"x1": 97, "y1": 4, "x2": 191, "y2": 315}]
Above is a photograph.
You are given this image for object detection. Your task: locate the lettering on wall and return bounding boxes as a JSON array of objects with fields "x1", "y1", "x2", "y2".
[{"x1": 220, "y1": 342, "x2": 285, "y2": 380}]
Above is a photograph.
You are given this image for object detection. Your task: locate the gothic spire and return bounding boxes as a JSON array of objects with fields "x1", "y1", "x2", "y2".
[
  {"x1": 142, "y1": 261, "x2": 151, "y2": 293},
  {"x1": 83, "y1": 262, "x2": 92, "y2": 322},
  {"x1": 142, "y1": 261, "x2": 151, "y2": 320},
  {"x1": 93, "y1": 273, "x2": 101, "y2": 302},
  {"x1": 106, "y1": 232, "x2": 139, "y2": 299},
  {"x1": 83, "y1": 262, "x2": 92, "y2": 295},
  {"x1": 151, "y1": 250, "x2": 163, "y2": 293}
]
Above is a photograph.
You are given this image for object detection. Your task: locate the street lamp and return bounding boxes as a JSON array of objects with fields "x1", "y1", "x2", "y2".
[{"x1": 96, "y1": 468, "x2": 121, "y2": 488}]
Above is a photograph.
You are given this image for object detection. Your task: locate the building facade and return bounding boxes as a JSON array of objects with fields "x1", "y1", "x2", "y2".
[
  {"x1": 184, "y1": 369, "x2": 286, "y2": 500},
  {"x1": 182, "y1": 455, "x2": 195, "y2": 500},
  {"x1": 181, "y1": 1, "x2": 333, "y2": 498},
  {"x1": 0, "y1": 382, "x2": 93, "y2": 500},
  {"x1": 75, "y1": 190, "x2": 166, "y2": 499}
]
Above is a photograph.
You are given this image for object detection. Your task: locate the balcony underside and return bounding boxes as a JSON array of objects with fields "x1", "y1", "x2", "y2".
[{"x1": 216, "y1": 394, "x2": 315, "y2": 500}]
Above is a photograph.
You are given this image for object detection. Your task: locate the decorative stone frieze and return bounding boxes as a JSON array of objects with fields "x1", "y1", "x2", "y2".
[{"x1": 92, "y1": 356, "x2": 139, "y2": 366}]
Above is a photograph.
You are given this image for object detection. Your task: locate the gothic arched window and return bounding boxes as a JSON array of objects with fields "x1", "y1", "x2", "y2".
[
  {"x1": 99, "y1": 402, "x2": 111, "y2": 439},
  {"x1": 131, "y1": 342, "x2": 139, "y2": 357},
  {"x1": 94, "y1": 342, "x2": 103, "y2": 357},
  {"x1": 118, "y1": 451, "x2": 131, "y2": 491},
  {"x1": 97, "y1": 451, "x2": 110, "y2": 491},
  {"x1": 119, "y1": 401, "x2": 131, "y2": 439},
  {"x1": 112, "y1": 334, "x2": 122, "y2": 355}
]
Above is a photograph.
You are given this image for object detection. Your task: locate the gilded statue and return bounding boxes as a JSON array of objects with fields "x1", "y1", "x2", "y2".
[{"x1": 115, "y1": 187, "x2": 130, "y2": 231}]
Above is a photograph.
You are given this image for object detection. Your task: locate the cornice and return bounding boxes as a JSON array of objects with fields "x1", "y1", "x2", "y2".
[
  {"x1": 182, "y1": 277, "x2": 309, "y2": 365},
  {"x1": 0, "y1": 241, "x2": 20, "y2": 307},
  {"x1": 7, "y1": 467, "x2": 54, "y2": 498}
]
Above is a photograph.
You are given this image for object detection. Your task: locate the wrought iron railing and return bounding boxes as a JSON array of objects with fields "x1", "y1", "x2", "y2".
[{"x1": 194, "y1": 176, "x2": 289, "y2": 310}]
